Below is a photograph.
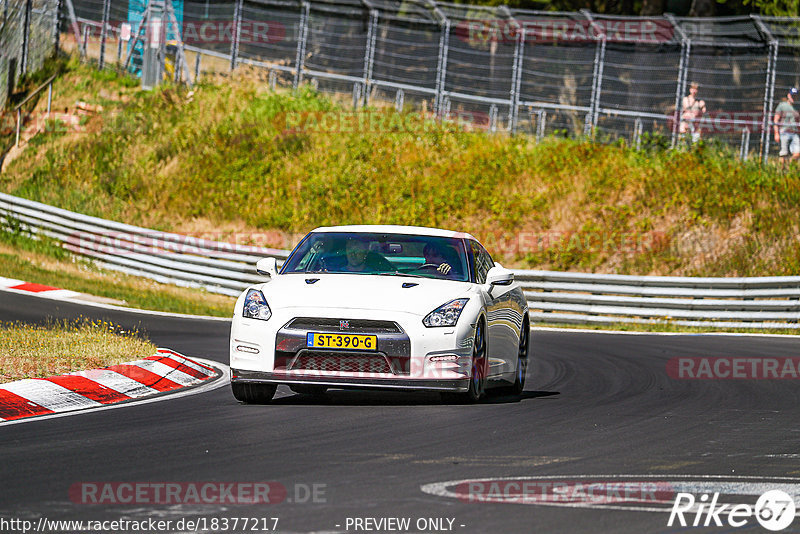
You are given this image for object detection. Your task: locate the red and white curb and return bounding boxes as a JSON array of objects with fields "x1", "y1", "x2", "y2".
[
  {"x1": 0, "y1": 276, "x2": 82, "y2": 300},
  {"x1": 0, "y1": 348, "x2": 221, "y2": 422}
]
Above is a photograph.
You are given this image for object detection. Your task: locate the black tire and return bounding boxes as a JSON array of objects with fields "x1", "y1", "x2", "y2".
[
  {"x1": 442, "y1": 319, "x2": 486, "y2": 404},
  {"x1": 289, "y1": 385, "x2": 328, "y2": 396},
  {"x1": 509, "y1": 317, "x2": 529, "y2": 396},
  {"x1": 231, "y1": 382, "x2": 277, "y2": 404}
]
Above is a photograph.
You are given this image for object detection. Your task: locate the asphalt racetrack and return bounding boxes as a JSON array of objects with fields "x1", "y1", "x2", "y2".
[{"x1": 1, "y1": 290, "x2": 799, "y2": 533}]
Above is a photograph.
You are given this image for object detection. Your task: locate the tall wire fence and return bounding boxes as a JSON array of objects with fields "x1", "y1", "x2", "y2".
[
  {"x1": 6, "y1": 0, "x2": 800, "y2": 162},
  {"x1": 0, "y1": 0, "x2": 59, "y2": 109}
]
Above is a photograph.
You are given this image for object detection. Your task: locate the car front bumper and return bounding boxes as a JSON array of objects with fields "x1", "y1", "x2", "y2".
[{"x1": 231, "y1": 369, "x2": 471, "y2": 392}]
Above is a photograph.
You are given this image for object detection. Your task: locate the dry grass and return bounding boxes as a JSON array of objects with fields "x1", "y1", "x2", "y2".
[
  {"x1": 0, "y1": 319, "x2": 156, "y2": 383},
  {"x1": 0, "y1": 239, "x2": 237, "y2": 317}
]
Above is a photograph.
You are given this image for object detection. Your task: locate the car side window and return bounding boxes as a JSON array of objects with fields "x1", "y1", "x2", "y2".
[{"x1": 470, "y1": 241, "x2": 493, "y2": 284}]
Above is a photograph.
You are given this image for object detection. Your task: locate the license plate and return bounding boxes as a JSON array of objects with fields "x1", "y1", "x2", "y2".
[{"x1": 306, "y1": 333, "x2": 377, "y2": 351}]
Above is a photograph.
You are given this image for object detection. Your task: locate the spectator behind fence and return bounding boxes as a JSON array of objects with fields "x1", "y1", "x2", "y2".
[
  {"x1": 774, "y1": 87, "x2": 800, "y2": 167},
  {"x1": 679, "y1": 82, "x2": 706, "y2": 144}
]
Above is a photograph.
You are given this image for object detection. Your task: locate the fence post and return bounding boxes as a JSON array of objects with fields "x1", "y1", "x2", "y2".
[
  {"x1": 98, "y1": 0, "x2": 111, "y2": 69},
  {"x1": 582, "y1": 10, "x2": 605, "y2": 136},
  {"x1": 588, "y1": 37, "x2": 605, "y2": 135},
  {"x1": 63, "y1": 0, "x2": 84, "y2": 57},
  {"x1": 362, "y1": 9, "x2": 378, "y2": 108},
  {"x1": 21, "y1": 0, "x2": 32, "y2": 75},
  {"x1": 230, "y1": 0, "x2": 243, "y2": 71},
  {"x1": 671, "y1": 39, "x2": 690, "y2": 149},
  {"x1": 293, "y1": 1, "x2": 310, "y2": 88},
  {"x1": 761, "y1": 40, "x2": 778, "y2": 165},
  {"x1": 434, "y1": 19, "x2": 450, "y2": 117},
  {"x1": 53, "y1": 0, "x2": 62, "y2": 54},
  {"x1": 509, "y1": 27, "x2": 525, "y2": 134}
]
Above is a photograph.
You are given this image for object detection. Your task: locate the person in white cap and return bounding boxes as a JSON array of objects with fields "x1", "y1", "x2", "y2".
[{"x1": 774, "y1": 87, "x2": 800, "y2": 168}]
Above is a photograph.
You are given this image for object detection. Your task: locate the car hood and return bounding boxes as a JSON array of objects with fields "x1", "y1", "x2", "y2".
[{"x1": 257, "y1": 273, "x2": 473, "y2": 316}]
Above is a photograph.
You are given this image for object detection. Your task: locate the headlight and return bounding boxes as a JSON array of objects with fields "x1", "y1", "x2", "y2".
[
  {"x1": 423, "y1": 298, "x2": 468, "y2": 327},
  {"x1": 242, "y1": 289, "x2": 272, "y2": 321}
]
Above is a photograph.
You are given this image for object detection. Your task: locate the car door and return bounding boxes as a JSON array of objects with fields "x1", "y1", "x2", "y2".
[{"x1": 470, "y1": 241, "x2": 514, "y2": 377}]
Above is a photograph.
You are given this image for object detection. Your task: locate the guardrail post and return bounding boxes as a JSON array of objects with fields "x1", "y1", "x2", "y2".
[
  {"x1": 15, "y1": 108, "x2": 21, "y2": 147},
  {"x1": 293, "y1": 2, "x2": 310, "y2": 88},
  {"x1": 98, "y1": 0, "x2": 111, "y2": 69},
  {"x1": 230, "y1": 0, "x2": 243, "y2": 71},
  {"x1": 489, "y1": 104, "x2": 498, "y2": 133},
  {"x1": 740, "y1": 128, "x2": 750, "y2": 160},
  {"x1": 361, "y1": 9, "x2": 378, "y2": 108},
  {"x1": 352, "y1": 82, "x2": 361, "y2": 109},
  {"x1": 535, "y1": 109, "x2": 546, "y2": 141}
]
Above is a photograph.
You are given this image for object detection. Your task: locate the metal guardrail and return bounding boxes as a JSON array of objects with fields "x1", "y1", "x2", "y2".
[{"x1": 2, "y1": 192, "x2": 799, "y2": 328}]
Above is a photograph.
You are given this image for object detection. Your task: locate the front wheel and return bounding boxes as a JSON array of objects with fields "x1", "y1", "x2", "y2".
[
  {"x1": 442, "y1": 320, "x2": 486, "y2": 404},
  {"x1": 232, "y1": 382, "x2": 277, "y2": 404},
  {"x1": 509, "y1": 317, "x2": 529, "y2": 396}
]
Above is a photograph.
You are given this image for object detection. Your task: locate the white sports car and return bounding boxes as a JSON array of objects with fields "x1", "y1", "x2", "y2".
[{"x1": 229, "y1": 225, "x2": 529, "y2": 403}]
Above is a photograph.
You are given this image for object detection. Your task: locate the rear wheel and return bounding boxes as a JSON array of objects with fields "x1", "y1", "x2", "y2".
[
  {"x1": 289, "y1": 385, "x2": 328, "y2": 396},
  {"x1": 231, "y1": 382, "x2": 276, "y2": 404}
]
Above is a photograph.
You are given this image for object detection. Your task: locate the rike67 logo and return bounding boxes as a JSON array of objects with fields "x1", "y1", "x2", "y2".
[{"x1": 668, "y1": 490, "x2": 796, "y2": 531}]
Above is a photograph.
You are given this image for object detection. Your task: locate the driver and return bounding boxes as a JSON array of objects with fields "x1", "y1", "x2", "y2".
[
  {"x1": 343, "y1": 239, "x2": 391, "y2": 272},
  {"x1": 422, "y1": 243, "x2": 453, "y2": 276}
]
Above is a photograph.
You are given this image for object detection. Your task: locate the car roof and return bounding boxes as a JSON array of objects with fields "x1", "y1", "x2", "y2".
[{"x1": 310, "y1": 225, "x2": 477, "y2": 241}]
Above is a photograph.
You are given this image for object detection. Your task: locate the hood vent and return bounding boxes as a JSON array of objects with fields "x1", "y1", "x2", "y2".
[
  {"x1": 402, "y1": 282, "x2": 418, "y2": 288},
  {"x1": 305, "y1": 278, "x2": 320, "y2": 284}
]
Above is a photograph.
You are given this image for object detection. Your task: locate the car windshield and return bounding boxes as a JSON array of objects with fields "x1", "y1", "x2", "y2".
[{"x1": 281, "y1": 232, "x2": 470, "y2": 282}]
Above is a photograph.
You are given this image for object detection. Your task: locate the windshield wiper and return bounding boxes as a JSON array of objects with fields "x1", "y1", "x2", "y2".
[{"x1": 376, "y1": 271, "x2": 427, "y2": 278}]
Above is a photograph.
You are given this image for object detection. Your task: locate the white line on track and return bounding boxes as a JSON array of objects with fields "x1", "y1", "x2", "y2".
[
  {"x1": 420, "y1": 474, "x2": 800, "y2": 514},
  {"x1": 0, "y1": 286, "x2": 232, "y2": 322}
]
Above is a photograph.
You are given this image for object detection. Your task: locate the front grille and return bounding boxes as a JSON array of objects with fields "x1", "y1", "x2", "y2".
[
  {"x1": 286, "y1": 317, "x2": 402, "y2": 334},
  {"x1": 289, "y1": 351, "x2": 394, "y2": 374}
]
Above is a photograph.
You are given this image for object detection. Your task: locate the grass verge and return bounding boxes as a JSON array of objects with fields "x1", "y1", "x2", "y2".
[
  {"x1": 0, "y1": 230, "x2": 236, "y2": 317},
  {"x1": 0, "y1": 319, "x2": 156, "y2": 383}
]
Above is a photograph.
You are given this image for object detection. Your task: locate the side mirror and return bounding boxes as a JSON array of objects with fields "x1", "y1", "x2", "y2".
[
  {"x1": 256, "y1": 257, "x2": 279, "y2": 278},
  {"x1": 486, "y1": 265, "x2": 514, "y2": 287}
]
